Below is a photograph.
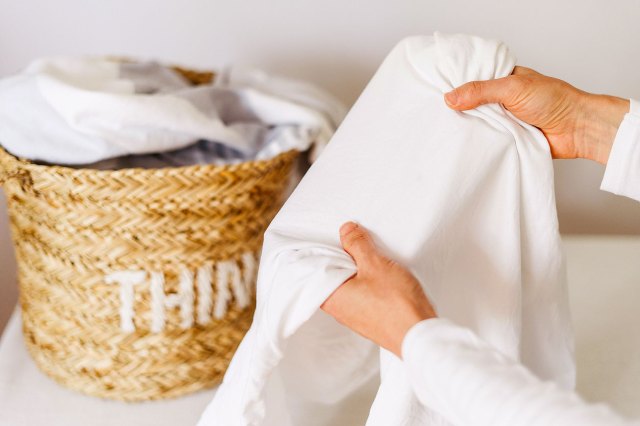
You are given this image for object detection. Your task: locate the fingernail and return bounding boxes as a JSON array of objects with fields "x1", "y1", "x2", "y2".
[
  {"x1": 444, "y1": 91, "x2": 457, "y2": 106},
  {"x1": 340, "y1": 221, "x2": 358, "y2": 236}
]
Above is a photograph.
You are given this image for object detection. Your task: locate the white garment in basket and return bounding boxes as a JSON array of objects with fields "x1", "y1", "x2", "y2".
[
  {"x1": 198, "y1": 32, "x2": 575, "y2": 426},
  {"x1": 0, "y1": 59, "x2": 344, "y2": 165}
]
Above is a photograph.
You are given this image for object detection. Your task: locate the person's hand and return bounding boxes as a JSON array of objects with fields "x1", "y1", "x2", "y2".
[
  {"x1": 320, "y1": 222, "x2": 436, "y2": 357},
  {"x1": 444, "y1": 66, "x2": 629, "y2": 165}
]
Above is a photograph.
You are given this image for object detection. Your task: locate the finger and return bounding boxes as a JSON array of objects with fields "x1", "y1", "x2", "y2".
[
  {"x1": 320, "y1": 272, "x2": 357, "y2": 310},
  {"x1": 444, "y1": 76, "x2": 516, "y2": 111},
  {"x1": 339, "y1": 222, "x2": 379, "y2": 267},
  {"x1": 512, "y1": 66, "x2": 538, "y2": 76}
]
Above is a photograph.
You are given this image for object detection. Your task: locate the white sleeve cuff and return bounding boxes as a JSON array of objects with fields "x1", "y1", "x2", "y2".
[
  {"x1": 601, "y1": 99, "x2": 640, "y2": 201},
  {"x1": 401, "y1": 318, "x2": 473, "y2": 362}
]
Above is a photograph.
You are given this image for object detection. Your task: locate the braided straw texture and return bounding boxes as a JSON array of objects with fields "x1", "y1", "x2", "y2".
[{"x1": 0, "y1": 67, "x2": 299, "y2": 401}]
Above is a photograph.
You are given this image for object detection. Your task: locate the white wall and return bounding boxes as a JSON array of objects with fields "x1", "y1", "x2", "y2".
[{"x1": 1, "y1": 0, "x2": 639, "y2": 332}]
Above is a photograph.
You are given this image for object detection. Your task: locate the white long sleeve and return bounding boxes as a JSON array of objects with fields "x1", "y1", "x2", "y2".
[
  {"x1": 402, "y1": 319, "x2": 638, "y2": 426},
  {"x1": 601, "y1": 99, "x2": 640, "y2": 201}
]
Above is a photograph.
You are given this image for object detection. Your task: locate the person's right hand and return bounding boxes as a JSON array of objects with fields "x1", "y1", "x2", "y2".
[
  {"x1": 321, "y1": 222, "x2": 436, "y2": 357},
  {"x1": 444, "y1": 66, "x2": 629, "y2": 165}
]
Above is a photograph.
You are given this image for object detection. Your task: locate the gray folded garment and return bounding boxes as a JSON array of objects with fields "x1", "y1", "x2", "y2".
[{"x1": 83, "y1": 126, "x2": 302, "y2": 170}]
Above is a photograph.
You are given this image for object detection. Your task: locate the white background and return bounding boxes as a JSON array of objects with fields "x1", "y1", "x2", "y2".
[{"x1": 1, "y1": 0, "x2": 639, "y2": 332}]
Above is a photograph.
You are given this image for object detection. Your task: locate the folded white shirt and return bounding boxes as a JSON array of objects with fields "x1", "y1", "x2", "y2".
[
  {"x1": 197, "y1": 32, "x2": 575, "y2": 426},
  {"x1": 0, "y1": 58, "x2": 345, "y2": 165}
]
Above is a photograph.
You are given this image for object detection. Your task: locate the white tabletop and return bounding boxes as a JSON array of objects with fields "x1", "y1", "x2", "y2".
[
  {"x1": 0, "y1": 311, "x2": 217, "y2": 426},
  {"x1": 1, "y1": 235, "x2": 639, "y2": 425},
  {"x1": 566, "y1": 236, "x2": 640, "y2": 419}
]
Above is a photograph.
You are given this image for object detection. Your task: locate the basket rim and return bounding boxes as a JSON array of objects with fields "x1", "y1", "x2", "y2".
[{"x1": 0, "y1": 145, "x2": 299, "y2": 179}]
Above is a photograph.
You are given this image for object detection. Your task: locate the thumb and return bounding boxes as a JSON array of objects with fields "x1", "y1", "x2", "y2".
[
  {"x1": 339, "y1": 222, "x2": 380, "y2": 267},
  {"x1": 444, "y1": 76, "x2": 515, "y2": 111}
]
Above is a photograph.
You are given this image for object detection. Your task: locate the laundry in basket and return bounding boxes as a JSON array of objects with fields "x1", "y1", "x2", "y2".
[{"x1": 0, "y1": 57, "x2": 344, "y2": 401}]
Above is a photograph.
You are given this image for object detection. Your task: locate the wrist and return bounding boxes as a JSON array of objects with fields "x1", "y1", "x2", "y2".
[
  {"x1": 575, "y1": 94, "x2": 629, "y2": 164},
  {"x1": 390, "y1": 305, "x2": 437, "y2": 358}
]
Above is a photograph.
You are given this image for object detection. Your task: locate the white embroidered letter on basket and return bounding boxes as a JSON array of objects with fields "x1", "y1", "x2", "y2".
[{"x1": 105, "y1": 251, "x2": 257, "y2": 333}]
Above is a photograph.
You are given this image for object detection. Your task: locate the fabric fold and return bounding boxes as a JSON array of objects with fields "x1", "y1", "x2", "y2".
[
  {"x1": 0, "y1": 58, "x2": 345, "y2": 166},
  {"x1": 198, "y1": 32, "x2": 574, "y2": 426}
]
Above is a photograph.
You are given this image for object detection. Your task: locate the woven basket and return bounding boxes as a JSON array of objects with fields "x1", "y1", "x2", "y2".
[{"x1": 0, "y1": 67, "x2": 299, "y2": 401}]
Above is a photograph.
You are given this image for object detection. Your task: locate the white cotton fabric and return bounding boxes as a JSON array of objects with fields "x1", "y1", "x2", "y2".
[
  {"x1": 0, "y1": 58, "x2": 344, "y2": 165},
  {"x1": 197, "y1": 32, "x2": 575, "y2": 426},
  {"x1": 395, "y1": 97, "x2": 640, "y2": 426},
  {"x1": 402, "y1": 319, "x2": 637, "y2": 426}
]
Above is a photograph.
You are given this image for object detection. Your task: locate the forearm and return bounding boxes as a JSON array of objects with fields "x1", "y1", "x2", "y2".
[{"x1": 402, "y1": 319, "x2": 635, "y2": 426}]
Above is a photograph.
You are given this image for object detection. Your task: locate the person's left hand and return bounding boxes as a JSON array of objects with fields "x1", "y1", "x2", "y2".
[{"x1": 321, "y1": 222, "x2": 437, "y2": 357}]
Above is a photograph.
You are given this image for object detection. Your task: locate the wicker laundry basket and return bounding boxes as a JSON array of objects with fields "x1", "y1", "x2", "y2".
[{"x1": 0, "y1": 67, "x2": 299, "y2": 401}]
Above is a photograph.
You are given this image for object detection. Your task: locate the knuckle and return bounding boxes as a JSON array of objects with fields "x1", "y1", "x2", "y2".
[
  {"x1": 502, "y1": 78, "x2": 518, "y2": 97},
  {"x1": 502, "y1": 76, "x2": 527, "y2": 103},
  {"x1": 349, "y1": 230, "x2": 369, "y2": 246},
  {"x1": 513, "y1": 66, "x2": 531, "y2": 76},
  {"x1": 469, "y1": 81, "x2": 484, "y2": 97},
  {"x1": 372, "y1": 255, "x2": 393, "y2": 271},
  {"x1": 509, "y1": 75, "x2": 526, "y2": 87},
  {"x1": 343, "y1": 229, "x2": 360, "y2": 246}
]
